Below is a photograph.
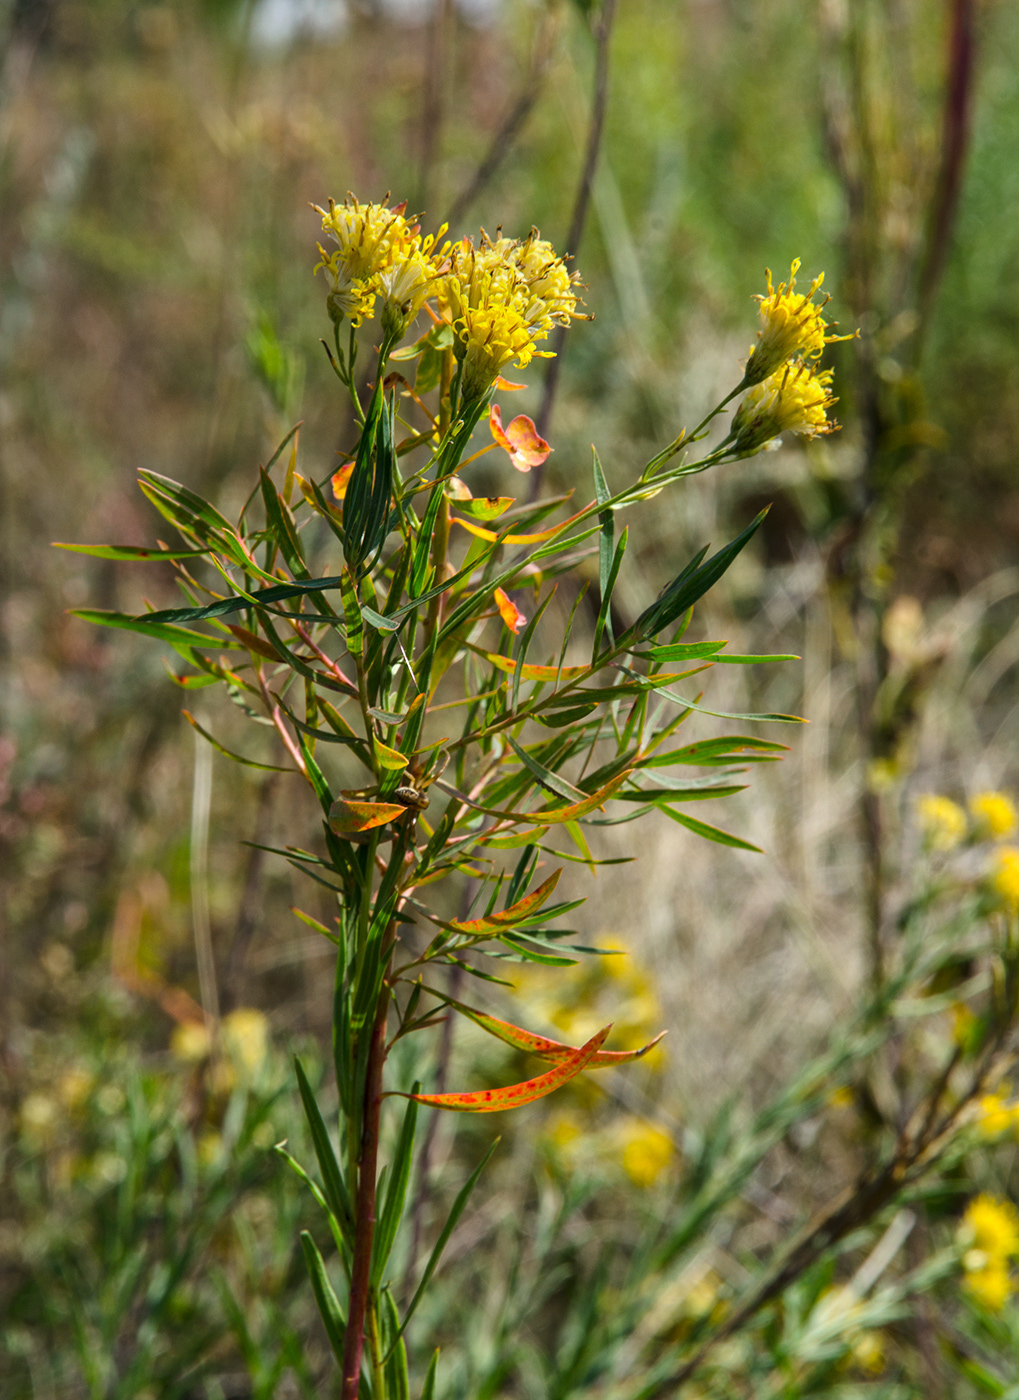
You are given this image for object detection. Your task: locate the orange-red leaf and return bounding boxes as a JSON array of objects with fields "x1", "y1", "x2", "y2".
[
  {"x1": 490, "y1": 404, "x2": 552, "y2": 473},
  {"x1": 523, "y1": 770, "x2": 632, "y2": 824},
  {"x1": 494, "y1": 587, "x2": 527, "y2": 635},
  {"x1": 406, "y1": 1025, "x2": 612, "y2": 1112},
  {"x1": 331, "y1": 461, "x2": 355, "y2": 502},
  {"x1": 444, "y1": 996, "x2": 666, "y2": 1067},
  {"x1": 446, "y1": 870, "x2": 561, "y2": 937},
  {"x1": 329, "y1": 798, "x2": 407, "y2": 835}
]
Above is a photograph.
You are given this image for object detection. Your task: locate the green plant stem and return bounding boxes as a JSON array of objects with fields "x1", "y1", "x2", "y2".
[{"x1": 341, "y1": 967, "x2": 392, "y2": 1400}]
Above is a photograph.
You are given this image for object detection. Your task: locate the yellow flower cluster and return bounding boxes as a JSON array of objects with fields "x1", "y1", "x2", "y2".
[
  {"x1": 972, "y1": 791, "x2": 1018, "y2": 839},
  {"x1": 619, "y1": 1119, "x2": 675, "y2": 1187},
  {"x1": 314, "y1": 197, "x2": 582, "y2": 395},
  {"x1": 314, "y1": 196, "x2": 425, "y2": 329},
  {"x1": 959, "y1": 1194, "x2": 1019, "y2": 1310},
  {"x1": 977, "y1": 1085, "x2": 1019, "y2": 1139},
  {"x1": 731, "y1": 362, "x2": 837, "y2": 455},
  {"x1": 993, "y1": 847, "x2": 1019, "y2": 909},
  {"x1": 916, "y1": 794, "x2": 968, "y2": 851},
  {"x1": 439, "y1": 229, "x2": 582, "y2": 401},
  {"x1": 729, "y1": 259, "x2": 853, "y2": 453},
  {"x1": 916, "y1": 790, "x2": 1017, "y2": 851},
  {"x1": 744, "y1": 260, "x2": 852, "y2": 386}
]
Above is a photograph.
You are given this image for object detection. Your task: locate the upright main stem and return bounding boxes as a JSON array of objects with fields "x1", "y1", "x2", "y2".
[{"x1": 341, "y1": 979, "x2": 392, "y2": 1400}]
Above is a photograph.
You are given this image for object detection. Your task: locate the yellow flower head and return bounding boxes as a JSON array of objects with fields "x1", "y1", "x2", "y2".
[
  {"x1": 977, "y1": 1087, "x2": 1016, "y2": 1139},
  {"x1": 960, "y1": 1194, "x2": 1019, "y2": 1260},
  {"x1": 916, "y1": 794, "x2": 967, "y2": 851},
  {"x1": 971, "y1": 791, "x2": 1018, "y2": 840},
  {"x1": 377, "y1": 246, "x2": 440, "y2": 341},
  {"x1": 991, "y1": 846, "x2": 1019, "y2": 909},
  {"x1": 744, "y1": 259, "x2": 854, "y2": 386},
  {"x1": 964, "y1": 1259, "x2": 1013, "y2": 1311},
  {"x1": 171, "y1": 1019, "x2": 212, "y2": 1063},
  {"x1": 731, "y1": 362, "x2": 838, "y2": 455},
  {"x1": 222, "y1": 1007, "x2": 269, "y2": 1077},
  {"x1": 619, "y1": 1119, "x2": 675, "y2": 1188},
  {"x1": 314, "y1": 195, "x2": 419, "y2": 327},
  {"x1": 440, "y1": 228, "x2": 581, "y2": 400}
]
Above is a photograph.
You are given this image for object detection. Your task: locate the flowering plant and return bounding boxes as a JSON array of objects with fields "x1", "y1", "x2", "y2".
[{"x1": 63, "y1": 196, "x2": 847, "y2": 1396}]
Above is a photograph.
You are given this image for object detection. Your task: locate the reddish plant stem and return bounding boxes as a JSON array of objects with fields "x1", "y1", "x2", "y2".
[{"x1": 340, "y1": 978, "x2": 391, "y2": 1400}]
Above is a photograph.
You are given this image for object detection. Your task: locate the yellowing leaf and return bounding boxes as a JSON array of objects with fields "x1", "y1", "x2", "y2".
[
  {"x1": 374, "y1": 738, "x2": 409, "y2": 771},
  {"x1": 494, "y1": 588, "x2": 527, "y2": 635},
  {"x1": 452, "y1": 506, "x2": 585, "y2": 547},
  {"x1": 461, "y1": 496, "x2": 515, "y2": 522},
  {"x1": 524, "y1": 770, "x2": 632, "y2": 824},
  {"x1": 329, "y1": 798, "x2": 407, "y2": 835},
  {"x1": 405, "y1": 1025, "x2": 611, "y2": 1113},
  {"x1": 490, "y1": 404, "x2": 552, "y2": 473},
  {"x1": 443, "y1": 997, "x2": 666, "y2": 1067},
  {"x1": 445, "y1": 870, "x2": 561, "y2": 937},
  {"x1": 467, "y1": 645, "x2": 588, "y2": 683}
]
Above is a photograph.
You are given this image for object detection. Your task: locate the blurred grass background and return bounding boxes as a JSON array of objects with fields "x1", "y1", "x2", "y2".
[{"x1": 3, "y1": 0, "x2": 1019, "y2": 1394}]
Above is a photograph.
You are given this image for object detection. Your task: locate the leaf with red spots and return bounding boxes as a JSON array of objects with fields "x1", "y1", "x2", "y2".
[
  {"x1": 328, "y1": 798, "x2": 408, "y2": 835},
  {"x1": 444, "y1": 870, "x2": 562, "y2": 937},
  {"x1": 439, "y1": 995, "x2": 666, "y2": 1067},
  {"x1": 405, "y1": 1025, "x2": 612, "y2": 1112}
]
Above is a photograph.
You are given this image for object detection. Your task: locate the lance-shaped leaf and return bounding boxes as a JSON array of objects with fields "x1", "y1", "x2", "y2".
[
  {"x1": 329, "y1": 798, "x2": 408, "y2": 836},
  {"x1": 299, "y1": 1232, "x2": 346, "y2": 1364},
  {"x1": 403, "y1": 1025, "x2": 612, "y2": 1112},
  {"x1": 632, "y1": 508, "x2": 769, "y2": 640},
  {"x1": 444, "y1": 870, "x2": 561, "y2": 937},
  {"x1": 451, "y1": 506, "x2": 586, "y2": 546},
  {"x1": 71, "y1": 608, "x2": 242, "y2": 657},
  {"x1": 466, "y1": 645, "x2": 588, "y2": 683},
  {"x1": 438, "y1": 995, "x2": 666, "y2": 1067},
  {"x1": 525, "y1": 770, "x2": 632, "y2": 824},
  {"x1": 54, "y1": 542, "x2": 210, "y2": 562}
]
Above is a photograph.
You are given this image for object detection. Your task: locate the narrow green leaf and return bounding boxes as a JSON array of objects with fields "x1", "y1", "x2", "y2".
[
  {"x1": 381, "y1": 1288, "x2": 411, "y2": 1400},
  {"x1": 661, "y1": 806, "x2": 762, "y2": 852},
  {"x1": 507, "y1": 736, "x2": 587, "y2": 806},
  {"x1": 184, "y1": 711, "x2": 290, "y2": 772},
  {"x1": 299, "y1": 1232, "x2": 346, "y2": 1364},
  {"x1": 633, "y1": 508, "x2": 769, "y2": 639},
  {"x1": 340, "y1": 568, "x2": 363, "y2": 658},
  {"x1": 371, "y1": 1090, "x2": 419, "y2": 1287},
  {"x1": 259, "y1": 467, "x2": 309, "y2": 579},
  {"x1": 294, "y1": 1058, "x2": 355, "y2": 1245},
  {"x1": 420, "y1": 1349, "x2": 440, "y2": 1400},
  {"x1": 399, "y1": 1139, "x2": 500, "y2": 1336},
  {"x1": 54, "y1": 542, "x2": 210, "y2": 562},
  {"x1": 593, "y1": 525, "x2": 627, "y2": 661},
  {"x1": 71, "y1": 608, "x2": 240, "y2": 653}
]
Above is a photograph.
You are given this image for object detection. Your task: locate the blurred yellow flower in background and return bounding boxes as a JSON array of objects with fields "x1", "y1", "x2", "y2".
[
  {"x1": 976, "y1": 1084, "x2": 1017, "y2": 1138},
  {"x1": 170, "y1": 1019, "x2": 212, "y2": 1063},
  {"x1": 991, "y1": 847, "x2": 1019, "y2": 908},
  {"x1": 960, "y1": 1194, "x2": 1019, "y2": 1310},
  {"x1": 916, "y1": 794, "x2": 967, "y2": 851},
  {"x1": 222, "y1": 1008, "x2": 269, "y2": 1078},
  {"x1": 619, "y1": 1119, "x2": 675, "y2": 1188},
  {"x1": 970, "y1": 791, "x2": 1018, "y2": 839}
]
